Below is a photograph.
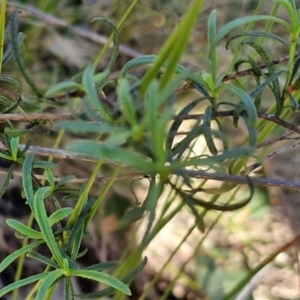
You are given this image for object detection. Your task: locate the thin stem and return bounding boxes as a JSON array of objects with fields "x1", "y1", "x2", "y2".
[
  {"x1": 67, "y1": 158, "x2": 104, "y2": 227},
  {"x1": 93, "y1": 0, "x2": 139, "y2": 67},
  {"x1": 0, "y1": 0, "x2": 7, "y2": 74},
  {"x1": 186, "y1": 169, "x2": 300, "y2": 191},
  {"x1": 160, "y1": 209, "x2": 225, "y2": 300},
  {"x1": 139, "y1": 224, "x2": 197, "y2": 300},
  {"x1": 86, "y1": 163, "x2": 123, "y2": 225}
]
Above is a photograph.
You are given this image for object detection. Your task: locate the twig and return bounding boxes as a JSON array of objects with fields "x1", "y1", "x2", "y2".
[
  {"x1": 0, "y1": 142, "x2": 98, "y2": 162},
  {"x1": 1, "y1": 141, "x2": 299, "y2": 191},
  {"x1": 256, "y1": 130, "x2": 294, "y2": 148},
  {"x1": 7, "y1": 2, "x2": 142, "y2": 58},
  {"x1": 175, "y1": 111, "x2": 300, "y2": 136},
  {"x1": 186, "y1": 170, "x2": 300, "y2": 191},
  {"x1": 258, "y1": 112, "x2": 300, "y2": 134},
  {"x1": 0, "y1": 167, "x2": 143, "y2": 184},
  {"x1": 222, "y1": 54, "x2": 292, "y2": 81},
  {"x1": 0, "y1": 111, "x2": 79, "y2": 123}
]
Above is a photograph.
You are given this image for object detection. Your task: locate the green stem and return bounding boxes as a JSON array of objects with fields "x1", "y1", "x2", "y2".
[
  {"x1": 160, "y1": 209, "x2": 226, "y2": 300},
  {"x1": 0, "y1": 0, "x2": 7, "y2": 74},
  {"x1": 86, "y1": 163, "x2": 122, "y2": 225},
  {"x1": 67, "y1": 158, "x2": 104, "y2": 227},
  {"x1": 224, "y1": 234, "x2": 300, "y2": 299},
  {"x1": 11, "y1": 212, "x2": 34, "y2": 300},
  {"x1": 93, "y1": 0, "x2": 139, "y2": 67}
]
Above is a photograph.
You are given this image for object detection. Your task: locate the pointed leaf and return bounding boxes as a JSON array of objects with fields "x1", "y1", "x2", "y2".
[
  {"x1": 209, "y1": 15, "x2": 290, "y2": 56},
  {"x1": 34, "y1": 187, "x2": 64, "y2": 267},
  {"x1": 45, "y1": 81, "x2": 83, "y2": 98},
  {"x1": 6, "y1": 219, "x2": 43, "y2": 239},
  {"x1": 36, "y1": 269, "x2": 65, "y2": 299},
  {"x1": 22, "y1": 152, "x2": 35, "y2": 205},
  {"x1": 0, "y1": 240, "x2": 43, "y2": 272},
  {"x1": 48, "y1": 207, "x2": 73, "y2": 226},
  {"x1": 0, "y1": 273, "x2": 48, "y2": 298},
  {"x1": 70, "y1": 269, "x2": 131, "y2": 295}
]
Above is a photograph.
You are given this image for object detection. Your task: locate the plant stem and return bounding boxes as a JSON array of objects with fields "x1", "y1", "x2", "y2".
[{"x1": 0, "y1": 0, "x2": 7, "y2": 74}]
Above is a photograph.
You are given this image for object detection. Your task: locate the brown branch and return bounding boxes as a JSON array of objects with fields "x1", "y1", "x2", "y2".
[
  {"x1": 0, "y1": 168, "x2": 144, "y2": 184},
  {"x1": 174, "y1": 110, "x2": 300, "y2": 136},
  {"x1": 222, "y1": 54, "x2": 292, "y2": 82},
  {"x1": 185, "y1": 170, "x2": 300, "y2": 192},
  {"x1": 2, "y1": 156, "x2": 300, "y2": 192},
  {"x1": 0, "y1": 111, "x2": 79, "y2": 123},
  {"x1": 258, "y1": 112, "x2": 300, "y2": 134},
  {"x1": 0, "y1": 142, "x2": 98, "y2": 162},
  {"x1": 256, "y1": 131, "x2": 294, "y2": 148}
]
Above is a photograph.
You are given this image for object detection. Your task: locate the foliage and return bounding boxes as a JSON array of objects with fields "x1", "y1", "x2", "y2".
[{"x1": 0, "y1": 0, "x2": 300, "y2": 299}]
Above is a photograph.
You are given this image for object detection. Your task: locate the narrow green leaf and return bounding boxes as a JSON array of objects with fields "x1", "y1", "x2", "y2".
[
  {"x1": 55, "y1": 175, "x2": 76, "y2": 189},
  {"x1": 166, "y1": 97, "x2": 211, "y2": 151},
  {"x1": 67, "y1": 141, "x2": 152, "y2": 171},
  {"x1": 48, "y1": 208, "x2": 73, "y2": 227},
  {"x1": 225, "y1": 30, "x2": 289, "y2": 49},
  {"x1": 91, "y1": 17, "x2": 120, "y2": 72},
  {"x1": 82, "y1": 65, "x2": 110, "y2": 121},
  {"x1": 27, "y1": 250, "x2": 60, "y2": 269},
  {"x1": 4, "y1": 127, "x2": 35, "y2": 137},
  {"x1": 203, "y1": 106, "x2": 218, "y2": 154},
  {"x1": 209, "y1": 15, "x2": 290, "y2": 56},
  {"x1": 285, "y1": 90, "x2": 299, "y2": 110},
  {"x1": 70, "y1": 269, "x2": 131, "y2": 296},
  {"x1": 18, "y1": 138, "x2": 32, "y2": 157},
  {"x1": 32, "y1": 161, "x2": 57, "y2": 169},
  {"x1": 175, "y1": 146, "x2": 255, "y2": 168},
  {"x1": 221, "y1": 84, "x2": 257, "y2": 125},
  {"x1": 249, "y1": 70, "x2": 286, "y2": 99},
  {"x1": 0, "y1": 240, "x2": 43, "y2": 272},
  {"x1": 0, "y1": 76, "x2": 20, "y2": 88},
  {"x1": 187, "y1": 204, "x2": 205, "y2": 232},
  {"x1": 2, "y1": 32, "x2": 25, "y2": 67},
  {"x1": 22, "y1": 152, "x2": 35, "y2": 205},
  {"x1": 240, "y1": 113, "x2": 257, "y2": 146},
  {"x1": 0, "y1": 163, "x2": 15, "y2": 197},
  {"x1": 36, "y1": 269, "x2": 65, "y2": 300},
  {"x1": 0, "y1": 273, "x2": 48, "y2": 298},
  {"x1": 66, "y1": 198, "x2": 96, "y2": 259},
  {"x1": 208, "y1": 10, "x2": 217, "y2": 81},
  {"x1": 84, "y1": 261, "x2": 119, "y2": 271},
  {"x1": 56, "y1": 120, "x2": 128, "y2": 134},
  {"x1": 76, "y1": 257, "x2": 147, "y2": 299},
  {"x1": 9, "y1": 11, "x2": 42, "y2": 97},
  {"x1": 45, "y1": 81, "x2": 83, "y2": 98},
  {"x1": 34, "y1": 186, "x2": 64, "y2": 267},
  {"x1": 117, "y1": 78, "x2": 138, "y2": 126},
  {"x1": 6, "y1": 219, "x2": 43, "y2": 239},
  {"x1": 120, "y1": 55, "x2": 209, "y2": 96},
  {"x1": 242, "y1": 41, "x2": 282, "y2": 115},
  {"x1": 171, "y1": 121, "x2": 204, "y2": 159},
  {"x1": 3, "y1": 133, "x2": 12, "y2": 153},
  {"x1": 0, "y1": 149, "x2": 13, "y2": 160},
  {"x1": 45, "y1": 168, "x2": 55, "y2": 190},
  {"x1": 290, "y1": 55, "x2": 300, "y2": 84},
  {"x1": 120, "y1": 206, "x2": 145, "y2": 226}
]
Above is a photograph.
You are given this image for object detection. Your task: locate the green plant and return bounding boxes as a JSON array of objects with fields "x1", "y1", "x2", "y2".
[{"x1": 0, "y1": 0, "x2": 300, "y2": 299}]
